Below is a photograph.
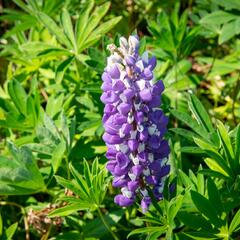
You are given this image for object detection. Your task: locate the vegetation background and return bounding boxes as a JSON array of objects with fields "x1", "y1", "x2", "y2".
[{"x1": 0, "y1": 0, "x2": 240, "y2": 239}]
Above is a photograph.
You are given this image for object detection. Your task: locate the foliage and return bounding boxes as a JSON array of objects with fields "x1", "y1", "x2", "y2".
[{"x1": 0, "y1": 0, "x2": 239, "y2": 239}]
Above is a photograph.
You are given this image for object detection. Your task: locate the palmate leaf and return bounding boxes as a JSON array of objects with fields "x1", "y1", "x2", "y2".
[
  {"x1": 53, "y1": 159, "x2": 109, "y2": 215},
  {"x1": 26, "y1": 113, "x2": 74, "y2": 173},
  {"x1": 0, "y1": 143, "x2": 45, "y2": 195}
]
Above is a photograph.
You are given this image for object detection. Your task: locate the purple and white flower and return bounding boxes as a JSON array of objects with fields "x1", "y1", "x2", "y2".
[{"x1": 100, "y1": 35, "x2": 170, "y2": 212}]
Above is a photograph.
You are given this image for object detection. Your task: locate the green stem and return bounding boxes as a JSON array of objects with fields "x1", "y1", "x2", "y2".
[{"x1": 97, "y1": 208, "x2": 119, "y2": 240}]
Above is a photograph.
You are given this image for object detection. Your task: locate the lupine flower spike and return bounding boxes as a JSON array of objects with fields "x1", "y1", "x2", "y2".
[{"x1": 100, "y1": 35, "x2": 170, "y2": 213}]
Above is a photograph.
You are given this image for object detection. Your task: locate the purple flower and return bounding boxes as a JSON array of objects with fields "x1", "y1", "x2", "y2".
[{"x1": 101, "y1": 35, "x2": 170, "y2": 212}]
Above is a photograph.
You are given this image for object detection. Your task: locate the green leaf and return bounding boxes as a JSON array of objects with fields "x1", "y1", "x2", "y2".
[
  {"x1": 170, "y1": 110, "x2": 208, "y2": 140},
  {"x1": 8, "y1": 78, "x2": 27, "y2": 115},
  {"x1": 139, "y1": 37, "x2": 146, "y2": 55},
  {"x1": 235, "y1": 124, "x2": 240, "y2": 168},
  {"x1": 184, "y1": 231, "x2": 217, "y2": 239},
  {"x1": 180, "y1": 146, "x2": 205, "y2": 154},
  {"x1": 167, "y1": 195, "x2": 184, "y2": 224},
  {"x1": 217, "y1": 121, "x2": 235, "y2": 170},
  {"x1": 26, "y1": 0, "x2": 40, "y2": 10},
  {"x1": 194, "y1": 138, "x2": 232, "y2": 177},
  {"x1": 75, "y1": 0, "x2": 94, "y2": 50},
  {"x1": 52, "y1": 139, "x2": 66, "y2": 173},
  {"x1": 0, "y1": 143, "x2": 45, "y2": 195},
  {"x1": 55, "y1": 176, "x2": 84, "y2": 197},
  {"x1": 48, "y1": 202, "x2": 91, "y2": 218},
  {"x1": 69, "y1": 163, "x2": 90, "y2": 199},
  {"x1": 12, "y1": 0, "x2": 32, "y2": 13},
  {"x1": 127, "y1": 226, "x2": 167, "y2": 239},
  {"x1": 4, "y1": 19, "x2": 36, "y2": 38},
  {"x1": 37, "y1": 47, "x2": 72, "y2": 58},
  {"x1": 0, "y1": 213, "x2": 2, "y2": 236},
  {"x1": 190, "y1": 190, "x2": 222, "y2": 227},
  {"x1": 219, "y1": 19, "x2": 240, "y2": 44},
  {"x1": 5, "y1": 222, "x2": 18, "y2": 240},
  {"x1": 204, "y1": 158, "x2": 230, "y2": 178},
  {"x1": 197, "y1": 165, "x2": 204, "y2": 195},
  {"x1": 37, "y1": 11, "x2": 71, "y2": 48},
  {"x1": 170, "y1": 128, "x2": 199, "y2": 142},
  {"x1": 198, "y1": 169, "x2": 230, "y2": 180},
  {"x1": 207, "y1": 178, "x2": 223, "y2": 215},
  {"x1": 178, "y1": 211, "x2": 212, "y2": 231},
  {"x1": 43, "y1": 114, "x2": 60, "y2": 139},
  {"x1": 78, "y1": 2, "x2": 110, "y2": 50},
  {"x1": 200, "y1": 11, "x2": 237, "y2": 25},
  {"x1": 83, "y1": 160, "x2": 92, "y2": 187},
  {"x1": 84, "y1": 17, "x2": 122, "y2": 49},
  {"x1": 46, "y1": 94, "x2": 64, "y2": 118},
  {"x1": 178, "y1": 169, "x2": 194, "y2": 189},
  {"x1": 61, "y1": 9, "x2": 76, "y2": 50},
  {"x1": 188, "y1": 94, "x2": 214, "y2": 133},
  {"x1": 229, "y1": 208, "x2": 240, "y2": 233},
  {"x1": 212, "y1": 0, "x2": 240, "y2": 10},
  {"x1": 55, "y1": 56, "x2": 74, "y2": 83}
]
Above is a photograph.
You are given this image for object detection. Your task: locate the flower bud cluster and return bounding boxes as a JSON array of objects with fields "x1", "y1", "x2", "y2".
[{"x1": 100, "y1": 35, "x2": 170, "y2": 212}]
